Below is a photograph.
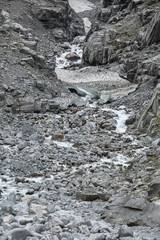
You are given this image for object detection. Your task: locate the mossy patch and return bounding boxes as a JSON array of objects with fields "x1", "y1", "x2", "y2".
[
  {"x1": 116, "y1": 14, "x2": 141, "y2": 42},
  {"x1": 148, "y1": 155, "x2": 160, "y2": 167}
]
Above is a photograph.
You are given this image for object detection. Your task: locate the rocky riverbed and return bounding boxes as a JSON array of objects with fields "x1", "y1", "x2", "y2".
[
  {"x1": 1, "y1": 97, "x2": 160, "y2": 239},
  {"x1": 1, "y1": 0, "x2": 160, "y2": 239}
]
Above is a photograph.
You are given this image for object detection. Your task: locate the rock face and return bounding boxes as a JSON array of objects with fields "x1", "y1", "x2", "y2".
[
  {"x1": 83, "y1": 0, "x2": 160, "y2": 84},
  {"x1": 0, "y1": 0, "x2": 84, "y2": 113},
  {"x1": 137, "y1": 83, "x2": 160, "y2": 135},
  {"x1": 143, "y1": 12, "x2": 160, "y2": 46},
  {"x1": 31, "y1": 0, "x2": 84, "y2": 40}
]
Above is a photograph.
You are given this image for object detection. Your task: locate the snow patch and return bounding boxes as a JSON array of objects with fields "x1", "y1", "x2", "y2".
[
  {"x1": 68, "y1": 0, "x2": 95, "y2": 13},
  {"x1": 53, "y1": 141, "x2": 74, "y2": 148},
  {"x1": 83, "y1": 17, "x2": 92, "y2": 33}
]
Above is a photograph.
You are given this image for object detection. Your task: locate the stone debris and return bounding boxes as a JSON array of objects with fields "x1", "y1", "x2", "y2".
[{"x1": 0, "y1": 0, "x2": 160, "y2": 239}]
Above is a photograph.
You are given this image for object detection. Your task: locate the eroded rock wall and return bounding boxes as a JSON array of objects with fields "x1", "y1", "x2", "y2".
[
  {"x1": 83, "y1": 0, "x2": 160, "y2": 84},
  {"x1": 0, "y1": 0, "x2": 85, "y2": 113}
]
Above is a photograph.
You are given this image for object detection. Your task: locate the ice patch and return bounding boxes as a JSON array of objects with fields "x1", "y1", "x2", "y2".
[{"x1": 77, "y1": 87, "x2": 92, "y2": 97}]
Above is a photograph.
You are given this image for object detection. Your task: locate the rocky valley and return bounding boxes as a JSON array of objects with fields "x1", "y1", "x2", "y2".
[{"x1": 0, "y1": 0, "x2": 160, "y2": 239}]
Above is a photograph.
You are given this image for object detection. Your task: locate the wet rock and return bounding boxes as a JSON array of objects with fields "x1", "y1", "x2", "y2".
[
  {"x1": 125, "y1": 115, "x2": 136, "y2": 125},
  {"x1": 65, "y1": 52, "x2": 81, "y2": 61}
]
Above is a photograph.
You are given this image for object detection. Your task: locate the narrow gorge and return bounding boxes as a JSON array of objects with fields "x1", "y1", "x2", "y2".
[{"x1": 0, "y1": 0, "x2": 160, "y2": 239}]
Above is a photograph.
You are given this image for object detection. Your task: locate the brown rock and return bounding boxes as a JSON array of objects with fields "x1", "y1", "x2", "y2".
[{"x1": 52, "y1": 132, "x2": 64, "y2": 141}]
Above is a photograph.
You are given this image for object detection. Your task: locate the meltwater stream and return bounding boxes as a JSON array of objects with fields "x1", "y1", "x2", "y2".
[
  {"x1": 102, "y1": 106, "x2": 130, "y2": 134},
  {"x1": 56, "y1": 42, "x2": 83, "y2": 69}
]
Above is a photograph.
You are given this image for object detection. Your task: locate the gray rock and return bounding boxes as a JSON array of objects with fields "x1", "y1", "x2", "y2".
[
  {"x1": 89, "y1": 233, "x2": 106, "y2": 240},
  {"x1": 7, "y1": 192, "x2": 16, "y2": 204},
  {"x1": 83, "y1": 31, "x2": 113, "y2": 65},
  {"x1": 101, "y1": 195, "x2": 160, "y2": 227},
  {"x1": 118, "y1": 225, "x2": 134, "y2": 238},
  {"x1": 65, "y1": 52, "x2": 81, "y2": 61},
  {"x1": 143, "y1": 12, "x2": 160, "y2": 46},
  {"x1": 10, "y1": 228, "x2": 33, "y2": 240},
  {"x1": 69, "y1": 98, "x2": 88, "y2": 107},
  {"x1": 31, "y1": 1, "x2": 84, "y2": 40},
  {"x1": 98, "y1": 94, "x2": 113, "y2": 105},
  {"x1": 76, "y1": 189, "x2": 110, "y2": 201},
  {"x1": 40, "y1": 235, "x2": 59, "y2": 240},
  {"x1": 148, "y1": 178, "x2": 160, "y2": 198},
  {"x1": 152, "y1": 138, "x2": 160, "y2": 148}
]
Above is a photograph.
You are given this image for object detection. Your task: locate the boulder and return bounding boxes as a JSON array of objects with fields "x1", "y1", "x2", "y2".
[
  {"x1": 65, "y1": 52, "x2": 81, "y2": 61},
  {"x1": 83, "y1": 30, "x2": 113, "y2": 65},
  {"x1": 10, "y1": 228, "x2": 33, "y2": 240},
  {"x1": 52, "y1": 133, "x2": 64, "y2": 141},
  {"x1": 118, "y1": 225, "x2": 134, "y2": 238},
  {"x1": 148, "y1": 178, "x2": 160, "y2": 199},
  {"x1": 76, "y1": 189, "x2": 110, "y2": 201},
  {"x1": 101, "y1": 195, "x2": 160, "y2": 227},
  {"x1": 68, "y1": 98, "x2": 88, "y2": 107}
]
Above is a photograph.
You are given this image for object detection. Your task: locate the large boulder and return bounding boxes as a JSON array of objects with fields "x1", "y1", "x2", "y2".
[
  {"x1": 101, "y1": 195, "x2": 160, "y2": 227},
  {"x1": 83, "y1": 30, "x2": 114, "y2": 65}
]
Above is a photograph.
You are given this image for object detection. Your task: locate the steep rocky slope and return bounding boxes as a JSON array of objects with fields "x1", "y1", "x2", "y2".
[
  {"x1": 0, "y1": 0, "x2": 84, "y2": 113},
  {"x1": 83, "y1": 0, "x2": 160, "y2": 85}
]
